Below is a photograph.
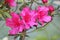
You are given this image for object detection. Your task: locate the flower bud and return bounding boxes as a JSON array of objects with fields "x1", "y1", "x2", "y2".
[
  {"x1": 48, "y1": 5, "x2": 54, "y2": 13},
  {"x1": 42, "y1": 0, "x2": 48, "y2": 3}
]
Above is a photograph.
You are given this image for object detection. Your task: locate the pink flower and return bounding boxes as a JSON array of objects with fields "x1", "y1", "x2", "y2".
[
  {"x1": 20, "y1": 7, "x2": 37, "y2": 28},
  {"x1": 5, "y1": 0, "x2": 16, "y2": 7},
  {"x1": 6, "y1": 8, "x2": 37, "y2": 34},
  {"x1": 6, "y1": 12, "x2": 24, "y2": 34},
  {"x1": 37, "y1": 6, "x2": 51, "y2": 26}
]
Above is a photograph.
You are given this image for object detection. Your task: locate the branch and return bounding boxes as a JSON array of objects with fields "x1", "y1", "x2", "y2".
[
  {"x1": 30, "y1": 0, "x2": 34, "y2": 9},
  {"x1": 27, "y1": 22, "x2": 52, "y2": 34},
  {"x1": 14, "y1": 0, "x2": 18, "y2": 12},
  {"x1": 19, "y1": 30, "x2": 26, "y2": 40}
]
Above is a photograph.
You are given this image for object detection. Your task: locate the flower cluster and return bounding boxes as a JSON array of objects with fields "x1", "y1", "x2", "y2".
[
  {"x1": 6, "y1": 7, "x2": 37, "y2": 34},
  {"x1": 6, "y1": 0, "x2": 54, "y2": 34}
]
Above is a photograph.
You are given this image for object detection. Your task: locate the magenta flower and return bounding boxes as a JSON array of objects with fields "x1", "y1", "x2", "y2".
[
  {"x1": 5, "y1": 0, "x2": 16, "y2": 7},
  {"x1": 6, "y1": 8, "x2": 37, "y2": 34},
  {"x1": 20, "y1": 7, "x2": 37, "y2": 28},
  {"x1": 37, "y1": 6, "x2": 51, "y2": 26},
  {"x1": 6, "y1": 12, "x2": 24, "y2": 34}
]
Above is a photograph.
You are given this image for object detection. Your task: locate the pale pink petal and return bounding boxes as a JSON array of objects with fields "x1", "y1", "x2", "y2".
[
  {"x1": 20, "y1": 11, "x2": 26, "y2": 16},
  {"x1": 37, "y1": 6, "x2": 49, "y2": 12},
  {"x1": 29, "y1": 10, "x2": 36, "y2": 16},
  {"x1": 25, "y1": 24, "x2": 30, "y2": 29},
  {"x1": 22, "y1": 20, "x2": 30, "y2": 29},
  {"x1": 19, "y1": 26, "x2": 24, "y2": 32},
  {"x1": 9, "y1": 28, "x2": 18, "y2": 34},
  {"x1": 43, "y1": 16, "x2": 51, "y2": 22},
  {"x1": 28, "y1": 21, "x2": 37, "y2": 27}
]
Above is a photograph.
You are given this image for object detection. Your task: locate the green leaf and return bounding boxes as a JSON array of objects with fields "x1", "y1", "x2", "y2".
[{"x1": 18, "y1": 0, "x2": 23, "y2": 2}]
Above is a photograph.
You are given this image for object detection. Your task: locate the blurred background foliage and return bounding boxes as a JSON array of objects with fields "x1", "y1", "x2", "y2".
[{"x1": 0, "y1": 0, "x2": 60, "y2": 40}]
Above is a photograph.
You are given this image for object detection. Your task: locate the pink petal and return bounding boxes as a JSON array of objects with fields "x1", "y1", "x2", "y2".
[
  {"x1": 9, "y1": 28, "x2": 18, "y2": 34},
  {"x1": 39, "y1": 19, "x2": 45, "y2": 26},
  {"x1": 25, "y1": 24, "x2": 30, "y2": 29},
  {"x1": 6, "y1": 18, "x2": 14, "y2": 28},
  {"x1": 10, "y1": 12, "x2": 19, "y2": 19},
  {"x1": 37, "y1": 6, "x2": 49, "y2": 12},
  {"x1": 43, "y1": 16, "x2": 51, "y2": 22},
  {"x1": 19, "y1": 26, "x2": 24, "y2": 32},
  {"x1": 6, "y1": 0, "x2": 16, "y2": 7},
  {"x1": 20, "y1": 7, "x2": 30, "y2": 16},
  {"x1": 9, "y1": 2, "x2": 16, "y2": 7},
  {"x1": 28, "y1": 21, "x2": 37, "y2": 27},
  {"x1": 22, "y1": 20, "x2": 30, "y2": 29},
  {"x1": 23, "y1": 7, "x2": 30, "y2": 12}
]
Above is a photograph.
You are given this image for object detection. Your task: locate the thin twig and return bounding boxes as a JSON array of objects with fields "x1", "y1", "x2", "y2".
[
  {"x1": 23, "y1": 0, "x2": 25, "y2": 3},
  {"x1": 19, "y1": 0, "x2": 26, "y2": 10},
  {"x1": 14, "y1": 0, "x2": 18, "y2": 12},
  {"x1": 27, "y1": 22, "x2": 51, "y2": 34},
  {"x1": 19, "y1": 30, "x2": 26, "y2": 40},
  {"x1": 30, "y1": 0, "x2": 34, "y2": 9}
]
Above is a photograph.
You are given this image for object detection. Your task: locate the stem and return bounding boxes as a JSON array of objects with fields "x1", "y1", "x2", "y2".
[
  {"x1": 14, "y1": 38, "x2": 16, "y2": 40},
  {"x1": 14, "y1": 0, "x2": 18, "y2": 12},
  {"x1": 23, "y1": 0, "x2": 25, "y2": 3},
  {"x1": 30, "y1": 0, "x2": 34, "y2": 9},
  {"x1": 27, "y1": 21, "x2": 52, "y2": 34},
  {"x1": 19, "y1": 30, "x2": 26, "y2": 40},
  {"x1": 19, "y1": 0, "x2": 26, "y2": 10}
]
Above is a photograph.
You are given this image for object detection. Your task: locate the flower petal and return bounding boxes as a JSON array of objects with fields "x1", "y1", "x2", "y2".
[
  {"x1": 9, "y1": 28, "x2": 18, "y2": 34},
  {"x1": 43, "y1": 16, "x2": 51, "y2": 22},
  {"x1": 19, "y1": 26, "x2": 24, "y2": 32},
  {"x1": 6, "y1": 18, "x2": 14, "y2": 28}
]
